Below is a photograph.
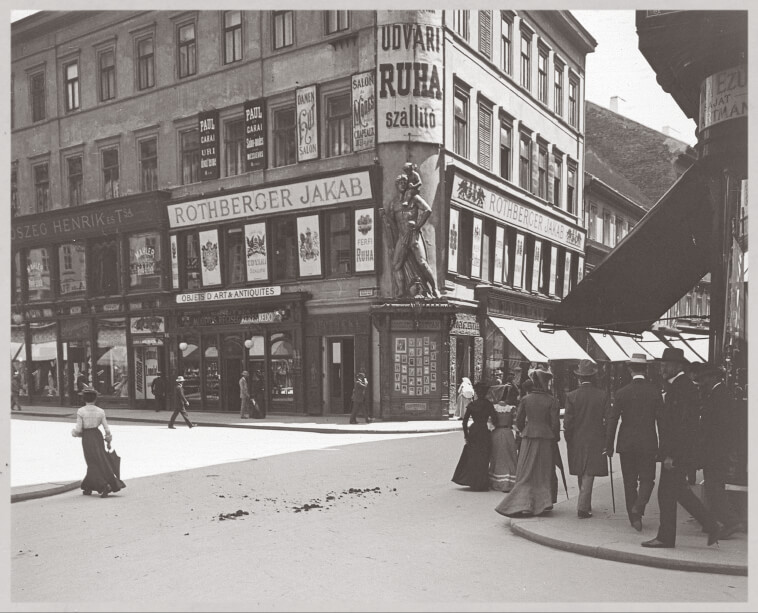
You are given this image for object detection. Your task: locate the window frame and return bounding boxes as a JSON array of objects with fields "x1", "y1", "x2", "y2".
[
  {"x1": 552, "y1": 152, "x2": 563, "y2": 208},
  {"x1": 500, "y1": 12, "x2": 512, "y2": 75},
  {"x1": 537, "y1": 143, "x2": 548, "y2": 200},
  {"x1": 567, "y1": 161, "x2": 578, "y2": 215},
  {"x1": 29, "y1": 70, "x2": 46, "y2": 123},
  {"x1": 136, "y1": 36, "x2": 155, "y2": 90},
  {"x1": 179, "y1": 127, "x2": 201, "y2": 185},
  {"x1": 138, "y1": 137, "x2": 158, "y2": 192},
  {"x1": 271, "y1": 104, "x2": 297, "y2": 168},
  {"x1": 224, "y1": 226, "x2": 247, "y2": 286},
  {"x1": 63, "y1": 60, "x2": 80, "y2": 113},
  {"x1": 33, "y1": 161, "x2": 50, "y2": 213},
  {"x1": 452, "y1": 10, "x2": 470, "y2": 41},
  {"x1": 101, "y1": 147, "x2": 120, "y2": 200},
  {"x1": 273, "y1": 11, "x2": 294, "y2": 50},
  {"x1": 324, "y1": 91, "x2": 353, "y2": 158},
  {"x1": 223, "y1": 117, "x2": 246, "y2": 177},
  {"x1": 98, "y1": 48, "x2": 116, "y2": 102},
  {"x1": 520, "y1": 27, "x2": 532, "y2": 91},
  {"x1": 65, "y1": 154, "x2": 83, "y2": 207},
  {"x1": 553, "y1": 58, "x2": 564, "y2": 116},
  {"x1": 325, "y1": 10, "x2": 349, "y2": 35},
  {"x1": 325, "y1": 208, "x2": 353, "y2": 278},
  {"x1": 568, "y1": 74, "x2": 579, "y2": 128},
  {"x1": 499, "y1": 117, "x2": 512, "y2": 182},
  {"x1": 453, "y1": 87, "x2": 469, "y2": 158},
  {"x1": 177, "y1": 20, "x2": 197, "y2": 79},
  {"x1": 270, "y1": 216, "x2": 298, "y2": 282},
  {"x1": 537, "y1": 46, "x2": 549, "y2": 104},
  {"x1": 518, "y1": 132, "x2": 532, "y2": 191},
  {"x1": 223, "y1": 10, "x2": 243, "y2": 65}
]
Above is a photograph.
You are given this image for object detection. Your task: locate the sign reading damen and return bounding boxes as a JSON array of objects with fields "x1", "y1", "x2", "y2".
[
  {"x1": 199, "y1": 110, "x2": 220, "y2": 181},
  {"x1": 244, "y1": 99, "x2": 267, "y2": 172}
]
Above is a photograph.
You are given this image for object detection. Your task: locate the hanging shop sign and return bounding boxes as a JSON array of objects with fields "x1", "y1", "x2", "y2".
[
  {"x1": 352, "y1": 71, "x2": 376, "y2": 152},
  {"x1": 451, "y1": 313, "x2": 480, "y2": 336},
  {"x1": 175, "y1": 285, "x2": 282, "y2": 304},
  {"x1": 296, "y1": 214, "x2": 322, "y2": 277},
  {"x1": 170, "y1": 235, "x2": 180, "y2": 289},
  {"x1": 448, "y1": 208, "x2": 459, "y2": 273},
  {"x1": 531, "y1": 240, "x2": 542, "y2": 292},
  {"x1": 167, "y1": 170, "x2": 373, "y2": 228},
  {"x1": 198, "y1": 229, "x2": 221, "y2": 286},
  {"x1": 130, "y1": 315, "x2": 165, "y2": 334},
  {"x1": 376, "y1": 11, "x2": 443, "y2": 144},
  {"x1": 450, "y1": 172, "x2": 585, "y2": 252},
  {"x1": 471, "y1": 216, "x2": 482, "y2": 278},
  {"x1": 354, "y1": 208, "x2": 375, "y2": 273},
  {"x1": 244, "y1": 99, "x2": 267, "y2": 172},
  {"x1": 199, "y1": 110, "x2": 220, "y2": 181},
  {"x1": 563, "y1": 252, "x2": 572, "y2": 298},
  {"x1": 296, "y1": 85, "x2": 319, "y2": 162},
  {"x1": 244, "y1": 222, "x2": 269, "y2": 282},
  {"x1": 699, "y1": 64, "x2": 747, "y2": 131}
]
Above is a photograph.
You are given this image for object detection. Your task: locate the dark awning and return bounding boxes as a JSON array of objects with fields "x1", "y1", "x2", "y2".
[{"x1": 543, "y1": 165, "x2": 712, "y2": 334}]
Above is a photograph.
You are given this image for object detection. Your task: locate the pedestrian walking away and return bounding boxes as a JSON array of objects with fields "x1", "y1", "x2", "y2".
[
  {"x1": 563, "y1": 359, "x2": 611, "y2": 519},
  {"x1": 454, "y1": 377, "x2": 474, "y2": 420},
  {"x1": 251, "y1": 370, "x2": 266, "y2": 419},
  {"x1": 495, "y1": 368, "x2": 560, "y2": 517},
  {"x1": 605, "y1": 353, "x2": 662, "y2": 532},
  {"x1": 641, "y1": 347, "x2": 721, "y2": 549},
  {"x1": 70, "y1": 386, "x2": 126, "y2": 497},
  {"x1": 151, "y1": 371, "x2": 167, "y2": 412},
  {"x1": 488, "y1": 384, "x2": 519, "y2": 492},
  {"x1": 452, "y1": 381, "x2": 497, "y2": 491},
  {"x1": 239, "y1": 370, "x2": 252, "y2": 419},
  {"x1": 349, "y1": 371, "x2": 371, "y2": 424},
  {"x1": 168, "y1": 376, "x2": 196, "y2": 429}
]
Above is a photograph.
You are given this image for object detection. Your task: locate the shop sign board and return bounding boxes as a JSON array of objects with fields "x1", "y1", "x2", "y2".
[
  {"x1": 513, "y1": 233, "x2": 525, "y2": 289},
  {"x1": 451, "y1": 313, "x2": 480, "y2": 336},
  {"x1": 170, "y1": 235, "x2": 180, "y2": 289},
  {"x1": 296, "y1": 85, "x2": 319, "y2": 161},
  {"x1": 244, "y1": 99, "x2": 267, "y2": 172},
  {"x1": 531, "y1": 239, "x2": 542, "y2": 292},
  {"x1": 450, "y1": 173, "x2": 585, "y2": 252},
  {"x1": 244, "y1": 222, "x2": 269, "y2": 281},
  {"x1": 130, "y1": 315, "x2": 165, "y2": 334},
  {"x1": 563, "y1": 252, "x2": 573, "y2": 298},
  {"x1": 296, "y1": 214, "x2": 322, "y2": 277},
  {"x1": 132, "y1": 337, "x2": 164, "y2": 346},
  {"x1": 549, "y1": 245, "x2": 558, "y2": 296},
  {"x1": 352, "y1": 72, "x2": 376, "y2": 151},
  {"x1": 175, "y1": 285, "x2": 282, "y2": 304},
  {"x1": 448, "y1": 208, "x2": 459, "y2": 273},
  {"x1": 198, "y1": 110, "x2": 220, "y2": 181},
  {"x1": 493, "y1": 225, "x2": 504, "y2": 284},
  {"x1": 354, "y1": 208, "x2": 375, "y2": 272},
  {"x1": 178, "y1": 306, "x2": 290, "y2": 328},
  {"x1": 699, "y1": 64, "x2": 747, "y2": 131},
  {"x1": 167, "y1": 170, "x2": 373, "y2": 228},
  {"x1": 471, "y1": 217, "x2": 483, "y2": 278}
]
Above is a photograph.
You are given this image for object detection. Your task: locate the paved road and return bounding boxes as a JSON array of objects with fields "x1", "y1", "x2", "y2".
[{"x1": 9, "y1": 419, "x2": 747, "y2": 609}]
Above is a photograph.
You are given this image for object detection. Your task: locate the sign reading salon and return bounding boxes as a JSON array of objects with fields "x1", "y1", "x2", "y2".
[{"x1": 167, "y1": 170, "x2": 373, "y2": 228}]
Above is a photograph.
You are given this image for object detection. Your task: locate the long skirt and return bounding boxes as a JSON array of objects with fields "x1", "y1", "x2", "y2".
[
  {"x1": 452, "y1": 424, "x2": 491, "y2": 491},
  {"x1": 80, "y1": 428, "x2": 126, "y2": 495},
  {"x1": 489, "y1": 428, "x2": 518, "y2": 492},
  {"x1": 495, "y1": 437, "x2": 553, "y2": 516},
  {"x1": 454, "y1": 394, "x2": 472, "y2": 419}
]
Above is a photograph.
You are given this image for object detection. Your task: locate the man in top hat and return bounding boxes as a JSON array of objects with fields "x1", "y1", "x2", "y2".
[
  {"x1": 563, "y1": 359, "x2": 610, "y2": 518},
  {"x1": 642, "y1": 347, "x2": 720, "y2": 548},
  {"x1": 168, "y1": 375, "x2": 195, "y2": 429},
  {"x1": 605, "y1": 353, "x2": 662, "y2": 531}
]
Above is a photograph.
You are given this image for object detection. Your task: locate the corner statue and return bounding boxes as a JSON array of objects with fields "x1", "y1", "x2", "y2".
[{"x1": 381, "y1": 164, "x2": 442, "y2": 299}]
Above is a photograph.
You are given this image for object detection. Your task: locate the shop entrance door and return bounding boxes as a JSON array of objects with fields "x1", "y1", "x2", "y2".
[
  {"x1": 221, "y1": 334, "x2": 245, "y2": 413},
  {"x1": 327, "y1": 337, "x2": 354, "y2": 414},
  {"x1": 456, "y1": 337, "x2": 474, "y2": 385}
]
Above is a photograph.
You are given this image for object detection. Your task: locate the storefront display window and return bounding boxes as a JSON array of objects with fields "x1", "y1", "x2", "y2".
[
  {"x1": 326, "y1": 210, "x2": 351, "y2": 276},
  {"x1": 179, "y1": 334, "x2": 201, "y2": 402},
  {"x1": 91, "y1": 239, "x2": 120, "y2": 295},
  {"x1": 11, "y1": 323, "x2": 28, "y2": 398},
  {"x1": 129, "y1": 232, "x2": 163, "y2": 290},
  {"x1": 225, "y1": 228, "x2": 246, "y2": 285},
  {"x1": 58, "y1": 242, "x2": 87, "y2": 296},
  {"x1": 270, "y1": 332, "x2": 294, "y2": 403},
  {"x1": 184, "y1": 233, "x2": 202, "y2": 290},
  {"x1": 29, "y1": 322, "x2": 58, "y2": 398},
  {"x1": 271, "y1": 218, "x2": 297, "y2": 281},
  {"x1": 95, "y1": 318, "x2": 128, "y2": 398},
  {"x1": 27, "y1": 247, "x2": 52, "y2": 302},
  {"x1": 203, "y1": 336, "x2": 220, "y2": 405}
]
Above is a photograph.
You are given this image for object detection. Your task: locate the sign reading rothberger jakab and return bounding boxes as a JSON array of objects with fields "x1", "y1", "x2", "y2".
[
  {"x1": 376, "y1": 11, "x2": 443, "y2": 144},
  {"x1": 199, "y1": 110, "x2": 220, "y2": 181},
  {"x1": 296, "y1": 85, "x2": 318, "y2": 161},
  {"x1": 244, "y1": 99, "x2": 267, "y2": 172},
  {"x1": 352, "y1": 72, "x2": 376, "y2": 151}
]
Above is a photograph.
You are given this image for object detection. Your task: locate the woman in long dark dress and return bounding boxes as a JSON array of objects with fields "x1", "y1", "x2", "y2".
[
  {"x1": 452, "y1": 381, "x2": 497, "y2": 491},
  {"x1": 71, "y1": 386, "x2": 125, "y2": 497},
  {"x1": 495, "y1": 369, "x2": 560, "y2": 516}
]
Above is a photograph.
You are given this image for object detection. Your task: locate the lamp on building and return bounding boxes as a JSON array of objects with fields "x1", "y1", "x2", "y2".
[
  {"x1": 244, "y1": 339, "x2": 253, "y2": 349},
  {"x1": 179, "y1": 342, "x2": 188, "y2": 352}
]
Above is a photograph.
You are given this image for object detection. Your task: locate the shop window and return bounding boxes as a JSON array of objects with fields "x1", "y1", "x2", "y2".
[
  {"x1": 184, "y1": 233, "x2": 202, "y2": 289},
  {"x1": 457, "y1": 211, "x2": 473, "y2": 277},
  {"x1": 27, "y1": 247, "x2": 52, "y2": 301},
  {"x1": 177, "y1": 22, "x2": 197, "y2": 78},
  {"x1": 101, "y1": 148, "x2": 120, "y2": 199},
  {"x1": 270, "y1": 331, "x2": 294, "y2": 404},
  {"x1": 30, "y1": 323, "x2": 58, "y2": 398},
  {"x1": 453, "y1": 88, "x2": 469, "y2": 158},
  {"x1": 99, "y1": 49, "x2": 116, "y2": 102},
  {"x1": 271, "y1": 217, "x2": 298, "y2": 281},
  {"x1": 223, "y1": 11, "x2": 243, "y2": 64},
  {"x1": 203, "y1": 336, "x2": 219, "y2": 404},
  {"x1": 326, "y1": 209, "x2": 352, "y2": 276},
  {"x1": 273, "y1": 11, "x2": 294, "y2": 50},
  {"x1": 272, "y1": 106, "x2": 296, "y2": 168},
  {"x1": 180, "y1": 128, "x2": 201, "y2": 184},
  {"x1": 452, "y1": 10, "x2": 469, "y2": 41},
  {"x1": 95, "y1": 318, "x2": 128, "y2": 399},
  {"x1": 499, "y1": 118, "x2": 512, "y2": 181},
  {"x1": 139, "y1": 138, "x2": 158, "y2": 191},
  {"x1": 224, "y1": 118, "x2": 245, "y2": 176},
  {"x1": 537, "y1": 46, "x2": 548, "y2": 104},
  {"x1": 64, "y1": 61, "x2": 80, "y2": 112},
  {"x1": 504, "y1": 227, "x2": 517, "y2": 286},
  {"x1": 567, "y1": 161, "x2": 577, "y2": 215},
  {"x1": 34, "y1": 162, "x2": 50, "y2": 213},
  {"x1": 325, "y1": 10, "x2": 349, "y2": 34},
  {"x1": 481, "y1": 220, "x2": 495, "y2": 282},
  {"x1": 129, "y1": 232, "x2": 163, "y2": 290},
  {"x1": 519, "y1": 132, "x2": 531, "y2": 191},
  {"x1": 225, "y1": 227, "x2": 246, "y2": 285},
  {"x1": 30, "y1": 71, "x2": 46, "y2": 122},
  {"x1": 500, "y1": 13, "x2": 512, "y2": 75},
  {"x1": 67, "y1": 155, "x2": 83, "y2": 206},
  {"x1": 179, "y1": 334, "x2": 201, "y2": 402},
  {"x1": 554, "y1": 58, "x2": 564, "y2": 116},
  {"x1": 137, "y1": 37, "x2": 155, "y2": 90},
  {"x1": 541, "y1": 244, "x2": 552, "y2": 294},
  {"x1": 58, "y1": 242, "x2": 87, "y2": 296},
  {"x1": 520, "y1": 28, "x2": 531, "y2": 90},
  {"x1": 325, "y1": 93, "x2": 352, "y2": 158},
  {"x1": 553, "y1": 154, "x2": 562, "y2": 207},
  {"x1": 91, "y1": 238, "x2": 120, "y2": 295},
  {"x1": 14, "y1": 250, "x2": 22, "y2": 296},
  {"x1": 478, "y1": 11, "x2": 492, "y2": 59},
  {"x1": 477, "y1": 102, "x2": 492, "y2": 171},
  {"x1": 11, "y1": 323, "x2": 28, "y2": 398}
]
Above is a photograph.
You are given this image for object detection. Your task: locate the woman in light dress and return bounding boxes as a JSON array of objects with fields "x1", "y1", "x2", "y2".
[
  {"x1": 489, "y1": 384, "x2": 520, "y2": 492},
  {"x1": 454, "y1": 377, "x2": 474, "y2": 420}
]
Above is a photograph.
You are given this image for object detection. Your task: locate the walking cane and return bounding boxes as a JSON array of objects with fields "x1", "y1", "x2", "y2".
[{"x1": 608, "y1": 454, "x2": 616, "y2": 514}]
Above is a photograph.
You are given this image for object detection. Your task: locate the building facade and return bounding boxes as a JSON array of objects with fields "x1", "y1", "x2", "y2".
[{"x1": 11, "y1": 10, "x2": 595, "y2": 417}]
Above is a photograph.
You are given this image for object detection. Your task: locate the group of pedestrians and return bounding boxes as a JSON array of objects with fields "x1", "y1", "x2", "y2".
[{"x1": 452, "y1": 348, "x2": 744, "y2": 550}]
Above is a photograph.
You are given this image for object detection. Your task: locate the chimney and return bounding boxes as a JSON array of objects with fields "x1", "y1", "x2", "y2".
[{"x1": 610, "y1": 96, "x2": 625, "y2": 113}]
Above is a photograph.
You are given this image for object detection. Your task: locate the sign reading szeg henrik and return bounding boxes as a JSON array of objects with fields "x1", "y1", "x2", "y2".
[
  {"x1": 167, "y1": 171, "x2": 373, "y2": 228},
  {"x1": 376, "y1": 12, "x2": 443, "y2": 144}
]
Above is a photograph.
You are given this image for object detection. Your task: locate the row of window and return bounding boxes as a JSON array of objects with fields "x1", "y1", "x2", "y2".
[
  {"x1": 450, "y1": 10, "x2": 580, "y2": 128},
  {"x1": 16, "y1": 10, "x2": 350, "y2": 125},
  {"x1": 451, "y1": 207, "x2": 580, "y2": 298},
  {"x1": 666, "y1": 289, "x2": 711, "y2": 321},
  {"x1": 452, "y1": 87, "x2": 578, "y2": 215},
  {"x1": 586, "y1": 204, "x2": 634, "y2": 247}
]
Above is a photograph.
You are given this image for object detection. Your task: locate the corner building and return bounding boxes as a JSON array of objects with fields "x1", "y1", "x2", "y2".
[{"x1": 11, "y1": 10, "x2": 593, "y2": 417}]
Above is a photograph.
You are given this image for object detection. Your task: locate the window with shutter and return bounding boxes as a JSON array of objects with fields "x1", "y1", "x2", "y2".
[
  {"x1": 477, "y1": 103, "x2": 492, "y2": 171},
  {"x1": 478, "y1": 11, "x2": 492, "y2": 59},
  {"x1": 546, "y1": 152, "x2": 555, "y2": 204}
]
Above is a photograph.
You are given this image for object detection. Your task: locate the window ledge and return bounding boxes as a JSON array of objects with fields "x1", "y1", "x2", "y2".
[{"x1": 327, "y1": 31, "x2": 358, "y2": 51}]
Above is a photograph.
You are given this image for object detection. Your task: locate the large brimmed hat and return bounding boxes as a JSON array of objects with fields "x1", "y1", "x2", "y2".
[
  {"x1": 241, "y1": 371, "x2": 250, "y2": 376},
  {"x1": 661, "y1": 347, "x2": 688, "y2": 364},
  {"x1": 627, "y1": 353, "x2": 648, "y2": 365},
  {"x1": 530, "y1": 368, "x2": 553, "y2": 390},
  {"x1": 574, "y1": 359, "x2": 598, "y2": 376},
  {"x1": 176, "y1": 375, "x2": 185, "y2": 382}
]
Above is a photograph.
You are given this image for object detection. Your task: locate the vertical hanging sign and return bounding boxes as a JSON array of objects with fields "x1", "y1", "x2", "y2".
[
  {"x1": 354, "y1": 208, "x2": 375, "y2": 272},
  {"x1": 296, "y1": 85, "x2": 318, "y2": 161},
  {"x1": 577, "y1": 255, "x2": 584, "y2": 284},
  {"x1": 198, "y1": 110, "x2": 220, "y2": 181},
  {"x1": 351, "y1": 72, "x2": 376, "y2": 152},
  {"x1": 471, "y1": 217, "x2": 482, "y2": 278},
  {"x1": 493, "y1": 225, "x2": 504, "y2": 284},
  {"x1": 244, "y1": 222, "x2": 268, "y2": 281},
  {"x1": 563, "y1": 251, "x2": 572, "y2": 297},
  {"x1": 531, "y1": 239, "x2": 542, "y2": 292},
  {"x1": 244, "y1": 99, "x2": 267, "y2": 172},
  {"x1": 170, "y1": 234, "x2": 180, "y2": 289},
  {"x1": 513, "y1": 233, "x2": 525, "y2": 289},
  {"x1": 448, "y1": 208, "x2": 459, "y2": 273},
  {"x1": 198, "y1": 228, "x2": 221, "y2": 286},
  {"x1": 549, "y1": 245, "x2": 558, "y2": 296},
  {"x1": 296, "y1": 214, "x2": 322, "y2": 277}
]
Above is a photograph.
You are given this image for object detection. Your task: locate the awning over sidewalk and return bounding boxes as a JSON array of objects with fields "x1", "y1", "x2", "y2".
[
  {"x1": 635, "y1": 331, "x2": 670, "y2": 359},
  {"x1": 489, "y1": 317, "x2": 593, "y2": 362},
  {"x1": 680, "y1": 333, "x2": 710, "y2": 362},
  {"x1": 543, "y1": 165, "x2": 713, "y2": 333},
  {"x1": 589, "y1": 332, "x2": 634, "y2": 362}
]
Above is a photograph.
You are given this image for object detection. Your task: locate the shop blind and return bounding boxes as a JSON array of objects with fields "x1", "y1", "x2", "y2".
[{"x1": 477, "y1": 104, "x2": 492, "y2": 171}]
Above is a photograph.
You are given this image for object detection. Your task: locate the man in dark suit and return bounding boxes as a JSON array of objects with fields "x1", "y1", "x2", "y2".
[
  {"x1": 564, "y1": 359, "x2": 610, "y2": 519},
  {"x1": 642, "y1": 347, "x2": 720, "y2": 548},
  {"x1": 605, "y1": 353, "x2": 662, "y2": 532}
]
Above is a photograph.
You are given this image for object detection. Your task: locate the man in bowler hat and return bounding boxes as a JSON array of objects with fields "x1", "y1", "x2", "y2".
[
  {"x1": 168, "y1": 375, "x2": 195, "y2": 429},
  {"x1": 642, "y1": 347, "x2": 720, "y2": 548},
  {"x1": 564, "y1": 359, "x2": 610, "y2": 518},
  {"x1": 605, "y1": 353, "x2": 662, "y2": 531}
]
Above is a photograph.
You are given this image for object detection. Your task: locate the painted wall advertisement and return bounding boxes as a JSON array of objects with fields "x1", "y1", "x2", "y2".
[
  {"x1": 549, "y1": 245, "x2": 558, "y2": 296},
  {"x1": 296, "y1": 214, "x2": 321, "y2": 277},
  {"x1": 448, "y1": 208, "x2": 459, "y2": 273},
  {"x1": 513, "y1": 233, "x2": 525, "y2": 289},
  {"x1": 531, "y1": 239, "x2": 542, "y2": 291},
  {"x1": 563, "y1": 252, "x2": 572, "y2": 298},
  {"x1": 244, "y1": 222, "x2": 268, "y2": 281},
  {"x1": 354, "y1": 208, "x2": 375, "y2": 272},
  {"x1": 198, "y1": 110, "x2": 220, "y2": 181},
  {"x1": 296, "y1": 85, "x2": 319, "y2": 161},
  {"x1": 244, "y1": 99, "x2": 267, "y2": 172},
  {"x1": 376, "y1": 11, "x2": 444, "y2": 144},
  {"x1": 198, "y1": 228, "x2": 221, "y2": 286},
  {"x1": 471, "y1": 216, "x2": 482, "y2": 278},
  {"x1": 351, "y1": 72, "x2": 376, "y2": 151}
]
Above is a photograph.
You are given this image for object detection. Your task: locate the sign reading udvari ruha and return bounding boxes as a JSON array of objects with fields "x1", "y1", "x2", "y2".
[{"x1": 167, "y1": 170, "x2": 373, "y2": 228}]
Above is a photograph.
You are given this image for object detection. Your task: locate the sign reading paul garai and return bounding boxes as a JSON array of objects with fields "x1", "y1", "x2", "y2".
[{"x1": 167, "y1": 170, "x2": 373, "y2": 228}]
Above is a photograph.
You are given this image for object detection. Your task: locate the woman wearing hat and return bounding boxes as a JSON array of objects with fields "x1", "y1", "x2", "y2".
[
  {"x1": 488, "y1": 384, "x2": 520, "y2": 492},
  {"x1": 71, "y1": 386, "x2": 126, "y2": 497},
  {"x1": 452, "y1": 381, "x2": 498, "y2": 491},
  {"x1": 495, "y1": 368, "x2": 561, "y2": 517}
]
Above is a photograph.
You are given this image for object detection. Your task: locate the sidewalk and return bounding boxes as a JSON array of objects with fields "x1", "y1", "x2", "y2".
[{"x1": 506, "y1": 477, "x2": 748, "y2": 576}]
